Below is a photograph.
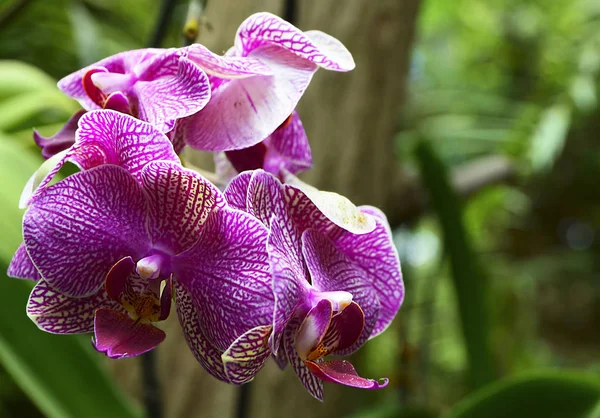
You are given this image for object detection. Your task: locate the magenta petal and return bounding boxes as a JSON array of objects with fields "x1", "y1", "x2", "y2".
[
  {"x1": 104, "y1": 92, "x2": 131, "y2": 114},
  {"x1": 134, "y1": 56, "x2": 211, "y2": 133},
  {"x1": 23, "y1": 165, "x2": 150, "y2": 297},
  {"x1": 324, "y1": 302, "x2": 365, "y2": 354},
  {"x1": 185, "y1": 43, "x2": 273, "y2": 78},
  {"x1": 173, "y1": 208, "x2": 272, "y2": 352},
  {"x1": 235, "y1": 13, "x2": 355, "y2": 71},
  {"x1": 222, "y1": 325, "x2": 272, "y2": 384},
  {"x1": 141, "y1": 161, "x2": 225, "y2": 255},
  {"x1": 223, "y1": 171, "x2": 253, "y2": 211},
  {"x1": 305, "y1": 360, "x2": 388, "y2": 390},
  {"x1": 181, "y1": 44, "x2": 317, "y2": 152},
  {"x1": 105, "y1": 256, "x2": 136, "y2": 301},
  {"x1": 93, "y1": 308, "x2": 165, "y2": 359},
  {"x1": 295, "y1": 299, "x2": 332, "y2": 360},
  {"x1": 263, "y1": 110, "x2": 312, "y2": 176},
  {"x1": 225, "y1": 142, "x2": 268, "y2": 174},
  {"x1": 175, "y1": 282, "x2": 228, "y2": 381},
  {"x1": 28, "y1": 280, "x2": 122, "y2": 334},
  {"x1": 34, "y1": 110, "x2": 85, "y2": 159},
  {"x1": 332, "y1": 206, "x2": 404, "y2": 338},
  {"x1": 8, "y1": 242, "x2": 40, "y2": 281},
  {"x1": 283, "y1": 316, "x2": 324, "y2": 401},
  {"x1": 301, "y1": 229, "x2": 379, "y2": 355}
]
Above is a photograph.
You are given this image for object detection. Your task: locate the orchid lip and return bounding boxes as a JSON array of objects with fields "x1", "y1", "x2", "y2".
[{"x1": 307, "y1": 289, "x2": 353, "y2": 312}]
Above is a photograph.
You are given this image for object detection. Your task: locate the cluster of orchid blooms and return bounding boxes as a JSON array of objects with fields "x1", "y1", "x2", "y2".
[{"x1": 8, "y1": 13, "x2": 404, "y2": 400}]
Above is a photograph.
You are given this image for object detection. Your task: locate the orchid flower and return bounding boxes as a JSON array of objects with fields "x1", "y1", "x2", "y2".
[
  {"x1": 221, "y1": 170, "x2": 404, "y2": 400},
  {"x1": 179, "y1": 12, "x2": 354, "y2": 162},
  {"x1": 214, "y1": 110, "x2": 312, "y2": 182},
  {"x1": 33, "y1": 110, "x2": 86, "y2": 159},
  {"x1": 19, "y1": 160, "x2": 271, "y2": 359},
  {"x1": 58, "y1": 48, "x2": 210, "y2": 133}
]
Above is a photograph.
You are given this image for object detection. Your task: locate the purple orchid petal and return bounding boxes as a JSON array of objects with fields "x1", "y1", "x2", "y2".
[
  {"x1": 134, "y1": 56, "x2": 211, "y2": 133},
  {"x1": 105, "y1": 256, "x2": 136, "y2": 301},
  {"x1": 224, "y1": 142, "x2": 268, "y2": 174},
  {"x1": 284, "y1": 174, "x2": 376, "y2": 235},
  {"x1": 273, "y1": 349, "x2": 288, "y2": 370},
  {"x1": 180, "y1": 44, "x2": 317, "y2": 151},
  {"x1": 175, "y1": 282, "x2": 228, "y2": 381},
  {"x1": 295, "y1": 299, "x2": 332, "y2": 360},
  {"x1": 27, "y1": 280, "x2": 122, "y2": 334},
  {"x1": 263, "y1": 110, "x2": 312, "y2": 175},
  {"x1": 167, "y1": 121, "x2": 186, "y2": 154},
  {"x1": 33, "y1": 110, "x2": 85, "y2": 159},
  {"x1": 283, "y1": 316, "x2": 324, "y2": 401},
  {"x1": 73, "y1": 110, "x2": 179, "y2": 176},
  {"x1": 323, "y1": 302, "x2": 365, "y2": 355},
  {"x1": 185, "y1": 43, "x2": 273, "y2": 78},
  {"x1": 246, "y1": 170, "x2": 285, "y2": 227},
  {"x1": 58, "y1": 48, "x2": 164, "y2": 110},
  {"x1": 173, "y1": 207, "x2": 273, "y2": 352},
  {"x1": 223, "y1": 171, "x2": 253, "y2": 211},
  {"x1": 305, "y1": 360, "x2": 388, "y2": 390},
  {"x1": 268, "y1": 212, "x2": 307, "y2": 354},
  {"x1": 24, "y1": 110, "x2": 179, "y2": 207},
  {"x1": 141, "y1": 161, "x2": 225, "y2": 255},
  {"x1": 103, "y1": 92, "x2": 131, "y2": 114},
  {"x1": 235, "y1": 12, "x2": 355, "y2": 71},
  {"x1": 332, "y1": 206, "x2": 403, "y2": 338},
  {"x1": 23, "y1": 165, "x2": 150, "y2": 297},
  {"x1": 222, "y1": 325, "x2": 273, "y2": 384},
  {"x1": 8, "y1": 242, "x2": 40, "y2": 281},
  {"x1": 302, "y1": 228, "x2": 379, "y2": 355},
  {"x1": 93, "y1": 308, "x2": 165, "y2": 359}
]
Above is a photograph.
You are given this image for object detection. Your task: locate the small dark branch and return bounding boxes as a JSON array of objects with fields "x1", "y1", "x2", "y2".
[
  {"x1": 235, "y1": 382, "x2": 252, "y2": 418},
  {"x1": 283, "y1": 0, "x2": 297, "y2": 25},
  {"x1": 142, "y1": 351, "x2": 162, "y2": 418},
  {"x1": 0, "y1": 0, "x2": 32, "y2": 32},
  {"x1": 148, "y1": 0, "x2": 178, "y2": 48}
]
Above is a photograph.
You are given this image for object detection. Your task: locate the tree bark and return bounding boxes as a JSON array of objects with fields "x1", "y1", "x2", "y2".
[{"x1": 108, "y1": 0, "x2": 421, "y2": 417}]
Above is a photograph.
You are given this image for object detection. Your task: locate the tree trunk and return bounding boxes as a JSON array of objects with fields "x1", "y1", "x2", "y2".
[{"x1": 109, "y1": 0, "x2": 421, "y2": 417}]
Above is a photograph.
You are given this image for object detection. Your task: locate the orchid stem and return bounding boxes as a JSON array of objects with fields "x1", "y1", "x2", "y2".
[
  {"x1": 142, "y1": 350, "x2": 162, "y2": 418},
  {"x1": 235, "y1": 382, "x2": 252, "y2": 418},
  {"x1": 148, "y1": 0, "x2": 178, "y2": 48}
]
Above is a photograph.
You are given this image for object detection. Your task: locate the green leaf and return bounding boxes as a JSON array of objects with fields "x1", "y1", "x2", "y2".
[
  {"x1": 0, "y1": 139, "x2": 140, "y2": 418},
  {"x1": 528, "y1": 104, "x2": 571, "y2": 173},
  {"x1": 444, "y1": 371, "x2": 600, "y2": 418},
  {"x1": 414, "y1": 139, "x2": 496, "y2": 389}
]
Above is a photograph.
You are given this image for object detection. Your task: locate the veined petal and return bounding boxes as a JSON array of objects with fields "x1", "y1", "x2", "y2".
[
  {"x1": 305, "y1": 360, "x2": 388, "y2": 390},
  {"x1": 173, "y1": 208, "x2": 273, "y2": 351},
  {"x1": 93, "y1": 308, "x2": 165, "y2": 359},
  {"x1": 8, "y1": 242, "x2": 40, "y2": 281},
  {"x1": 322, "y1": 302, "x2": 365, "y2": 355},
  {"x1": 180, "y1": 44, "x2": 317, "y2": 151},
  {"x1": 134, "y1": 56, "x2": 211, "y2": 133},
  {"x1": 284, "y1": 174, "x2": 376, "y2": 235},
  {"x1": 185, "y1": 43, "x2": 273, "y2": 78},
  {"x1": 268, "y1": 212, "x2": 307, "y2": 354},
  {"x1": 28, "y1": 280, "x2": 122, "y2": 334},
  {"x1": 283, "y1": 316, "x2": 324, "y2": 401},
  {"x1": 175, "y1": 282, "x2": 228, "y2": 382},
  {"x1": 34, "y1": 110, "x2": 85, "y2": 159},
  {"x1": 235, "y1": 12, "x2": 355, "y2": 71},
  {"x1": 73, "y1": 110, "x2": 179, "y2": 178},
  {"x1": 263, "y1": 110, "x2": 312, "y2": 175},
  {"x1": 58, "y1": 48, "x2": 164, "y2": 110},
  {"x1": 23, "y1": 165, "x2": 150, "y2": 297},
  {"x1": 333, "y1": 206, "x2": 403, "y2": 338},
  {"x1": 302, "y1": 229, "x2": 379, "y2": 354},
  {"x1": 246, "y1": 170, "x2": 284, "y2": 227},
  {"x1": 222, "y1": 325, "x2": 272, "y2": 384},
  {"x1": 295, "y1": 299, "x2": 332, "y2": 360},
  {"x1": 141, "y1": 161, "x2": 225, "y2": 255},
  {"x1": 223, "y1": 170, "x2": 253, "y2": 211}
]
